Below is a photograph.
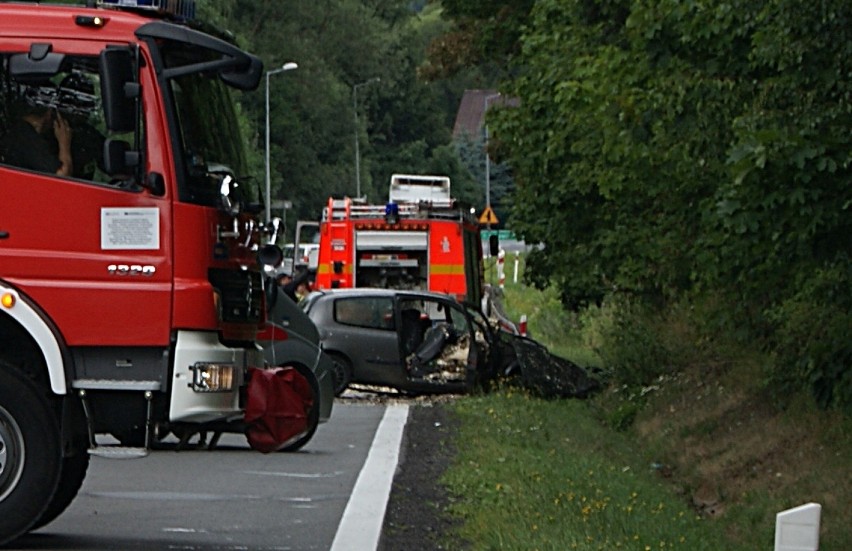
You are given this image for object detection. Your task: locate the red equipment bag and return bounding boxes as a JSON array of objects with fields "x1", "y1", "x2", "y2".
[{"x1": 244, "y1": 366, "x2": 314, "y2": 453}]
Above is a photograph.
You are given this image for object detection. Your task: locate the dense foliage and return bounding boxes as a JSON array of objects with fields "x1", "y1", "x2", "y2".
[{"x1": 437, "y1": 0, "x2": 851, "y2": 410}]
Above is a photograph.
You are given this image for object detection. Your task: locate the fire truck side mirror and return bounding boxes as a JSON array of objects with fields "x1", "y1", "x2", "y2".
[
  {"x1": 258, "y1": 244, "x2": 284, "y2": 269},
  {"x1": 220, "y1": 54, "x2": 264, "y2": 91},
  {"x1": 99, "y1": 47, "x2": 138, "y2": 133},
  {"x1": 489, "y1": 234, "x2": 499, "y2": 256},
  {"x1": 103, "y1": 139, "x2": 139, "y2": 175}
]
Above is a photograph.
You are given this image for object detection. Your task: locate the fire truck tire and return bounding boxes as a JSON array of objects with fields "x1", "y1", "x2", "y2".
[
  {"x1": 29, "y1": 446, "x2": 89, "y2": 531},
  {"x1": 325, "y1": 352, "x2": 352, "y2": 396},
  {"x1": 278, "y1": 363, "x2": 320, "y2": 453},
  {"x1": 29, "y1": 398, "x2": 90, "y2": 531},
  {"x1": 0, "y1": 366, "x2": 62, "y2": 545}
]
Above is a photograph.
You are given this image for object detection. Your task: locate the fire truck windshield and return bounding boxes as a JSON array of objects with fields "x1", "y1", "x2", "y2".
[{"x1": 157, "y1": 40, "x2": 250, "y2": 208}]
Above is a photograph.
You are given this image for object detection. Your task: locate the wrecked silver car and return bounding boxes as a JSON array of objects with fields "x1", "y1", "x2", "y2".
[{"x1": 302, "y1": 288, "x2": 601, "y2": 398}]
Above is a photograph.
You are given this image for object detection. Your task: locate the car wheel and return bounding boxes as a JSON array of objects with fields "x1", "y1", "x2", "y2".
[
  {"x1": 0, "y1": 366, "x2": 62, "y2": 545},
  {"x1": 278, "y1": 363, "x2": 320, "y2": 453},
  {"x1": 325, "y1": 352, "x2": 352, "y2": 396}
]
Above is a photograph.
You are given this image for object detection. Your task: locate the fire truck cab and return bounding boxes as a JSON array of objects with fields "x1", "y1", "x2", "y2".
[
  {"x1": 315, "y1": 174, "x2": 485, "y2": 304},
  {"x1": 0, "y1": 1, "x2": 279, "y2": 544}
]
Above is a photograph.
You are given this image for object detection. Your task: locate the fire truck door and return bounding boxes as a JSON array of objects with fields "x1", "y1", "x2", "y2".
[
  {"x1": 0, "y1": 176, "x2": 173, "y2": 346},
  {"x1": 0, "y1": 46, "x2": 172, "y2": 346}
]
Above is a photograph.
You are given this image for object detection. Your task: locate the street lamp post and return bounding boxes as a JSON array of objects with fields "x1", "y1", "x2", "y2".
[
  {"x1": 353, "y1": 77, "x2": 380, "y2": 199},
  {"x1": 264, "y1": 61, "x2": 298, "y2": 224},
  {"x1": 483, "y1": 93, "x2": 501, "y2": 213}
]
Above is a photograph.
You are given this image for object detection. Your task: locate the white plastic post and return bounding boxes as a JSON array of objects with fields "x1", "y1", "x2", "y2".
[
  {"x1": 775, "y1": 503, "x2": 821, "y2": 551},
  {"x1": 519, "y1": 314, "x2": 527, "y2": 337},
  {"x1": 513, "y1": 251, "x2": 519, "y2": 283},
  {"x1": 497, "y1": 249, "x2": 506, "y2": 289}
]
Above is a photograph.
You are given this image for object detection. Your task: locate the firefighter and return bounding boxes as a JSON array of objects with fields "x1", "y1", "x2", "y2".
[
  {"x1": 1, "y1": 101, "x2": 73, "y2": 176},
  {"x1": 280, "y1": 268, "x2": 311, "y2": 303}
]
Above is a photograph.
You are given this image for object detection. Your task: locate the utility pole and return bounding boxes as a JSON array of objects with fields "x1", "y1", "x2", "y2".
[{"x1": 264, "y1": 62, "x2": 298, "y2": 223}]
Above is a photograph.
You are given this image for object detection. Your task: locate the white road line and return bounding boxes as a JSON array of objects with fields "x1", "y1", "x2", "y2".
[{"x1": 330, "y1": 404, "x2": 410, "y2": 551}]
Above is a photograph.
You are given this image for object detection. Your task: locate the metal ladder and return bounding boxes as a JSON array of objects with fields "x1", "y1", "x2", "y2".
[{"x1": 72, "y1": 379, "x2": 161, "y2": 459}]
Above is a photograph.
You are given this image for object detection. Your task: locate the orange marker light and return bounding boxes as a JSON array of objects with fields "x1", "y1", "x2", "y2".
[{"x1": 1, "y1": 292, "x2": 15, "y2": 309}]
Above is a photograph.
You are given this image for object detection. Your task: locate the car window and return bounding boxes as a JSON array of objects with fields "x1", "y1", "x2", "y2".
[
  {"x1": 447, "y1": 304, "x2": 470, "y2": 333},
  {"x1": 0, "y1": 53, "x2": 132, "y2": 185},
  {"x1": 399, "y1": 297, "x2": 469, "y2": 333},
  {"x1": 334, "y1": 297, "x2": 395, "y2": 330}
]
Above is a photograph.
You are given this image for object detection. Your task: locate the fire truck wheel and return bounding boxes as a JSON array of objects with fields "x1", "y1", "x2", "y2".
[
  {"x1": 0, "y1": 366, "x2": 62, "y2": 545},
  {"x1": 325, "y1": 352, "x2": 353, "y2": 396},
  {"x1": 29, "y1": 399, "x2": 90, "y2": 531},
  {"x1": 278, "y1": 363, "x2": 320, "y2": 453}
]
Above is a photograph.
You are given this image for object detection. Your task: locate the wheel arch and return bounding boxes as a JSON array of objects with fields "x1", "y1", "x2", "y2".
[{"x1": 0, "y1": 285, "x2": 69, "y2": 395}]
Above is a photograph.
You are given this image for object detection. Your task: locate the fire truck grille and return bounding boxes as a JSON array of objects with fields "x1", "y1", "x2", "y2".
[{"x1": 208, "y1": 269, "x2": 263, "y2": 324}]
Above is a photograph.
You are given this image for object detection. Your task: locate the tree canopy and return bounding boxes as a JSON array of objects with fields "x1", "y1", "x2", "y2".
[
  {"x1": 199, "y1": 0, "x2": 487, "y2": 223},
  {"x1": 446, "y1": 0, "x2": 850, "y2": 408}
]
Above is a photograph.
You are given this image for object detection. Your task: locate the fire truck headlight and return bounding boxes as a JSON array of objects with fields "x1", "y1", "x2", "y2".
[{"x1": 190, "y1": 362, "x2": 235, "y2": 392}]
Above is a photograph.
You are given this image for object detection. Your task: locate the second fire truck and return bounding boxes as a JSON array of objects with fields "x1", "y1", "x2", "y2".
[{"x1": 314, "y1": 174, "x2": 485, "y2": 303}]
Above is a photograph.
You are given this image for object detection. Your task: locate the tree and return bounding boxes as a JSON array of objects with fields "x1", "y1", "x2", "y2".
[
  {"x1": 421, "y1": 0, "x2": 535, "y2": 79},
  {"x1": 201, "y1": 0, "x2": 480, "y2": 222},
  {"x1": 486, "y1": 0, "x2": 851, "y2": 407}
]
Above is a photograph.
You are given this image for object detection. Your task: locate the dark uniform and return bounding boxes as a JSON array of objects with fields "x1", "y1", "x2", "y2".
[{"x1": 0, "y1": 118, "x2": 61, "y2": 173}]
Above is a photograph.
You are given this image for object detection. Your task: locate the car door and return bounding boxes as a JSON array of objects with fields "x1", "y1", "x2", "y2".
[
  {"x1": 397, "y1": 294, "x2": 478, "y2": 387},
  {"x1": 332, "y1": 295, "x2": 402, "y2": 385}
]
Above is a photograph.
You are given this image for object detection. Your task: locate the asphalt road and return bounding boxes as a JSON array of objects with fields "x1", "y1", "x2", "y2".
[{"x1": 8, "y1": 402, "x2": 393, "y2": 551}]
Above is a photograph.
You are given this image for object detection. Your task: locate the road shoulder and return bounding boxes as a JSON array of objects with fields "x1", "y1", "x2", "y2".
[{"x1": 379, "y1": 403, "x2": 464, "y2": 551}]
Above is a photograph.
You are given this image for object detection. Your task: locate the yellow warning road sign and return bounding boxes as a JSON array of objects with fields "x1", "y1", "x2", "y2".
[{"x1": 478, "y1": 206, "x2": 499, "y2": 225}]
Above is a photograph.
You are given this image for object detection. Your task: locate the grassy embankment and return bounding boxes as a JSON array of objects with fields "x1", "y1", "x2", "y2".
[{"x1": 438, "y1": 256, "x2": 851, "y2": 550}]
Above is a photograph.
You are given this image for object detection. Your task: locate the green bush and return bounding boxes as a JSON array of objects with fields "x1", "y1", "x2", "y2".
[
  {"x1": 578, "y1": 296, "x2": 739, "y2": 389},
  {"x1": 579, "y1": 298, "x2": 671, "y2": 387},
  {"x1": 767, "y1": 263, "x2": 852, "y2": 412}
]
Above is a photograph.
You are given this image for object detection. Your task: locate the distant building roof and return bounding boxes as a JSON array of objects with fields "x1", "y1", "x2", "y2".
[{"x1": 452, "y1": 89, "x2": 517, "y2": 140}]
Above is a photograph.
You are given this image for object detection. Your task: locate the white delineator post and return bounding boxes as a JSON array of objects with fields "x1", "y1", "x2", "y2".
[
  {"x1": 513, "y1": 250, "x2": 520, "y2": 283},
  {"x1": 519, "y1": 314, "x2": 527, "y2": 337},
  {"x1": 497, "y1": 249, "x2": 505, "y2": 289},
  {"x1": 775, "y1": 502, "x2": 821, "y2": 551}
]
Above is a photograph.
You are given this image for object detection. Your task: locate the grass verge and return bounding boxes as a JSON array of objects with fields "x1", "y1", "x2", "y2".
[
  {"x1": 443, "y1": 389, "x2": 735, "y2": 550},
  {"x1": 440, "y1": 273, "x2": 850, "y2": 549}
]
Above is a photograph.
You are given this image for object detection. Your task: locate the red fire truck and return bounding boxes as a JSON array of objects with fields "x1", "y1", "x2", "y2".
[
  {"x1": 314, "y1": 174, "x2": 485, "y2": 303},
  {"x1": 0, "y1": 1, "x2": 290, "y2": 543}
]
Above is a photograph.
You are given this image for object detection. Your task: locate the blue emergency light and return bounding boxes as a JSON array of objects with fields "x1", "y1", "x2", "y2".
[{"x1": 385, "y1": 202, "x2": 400, "y2": 225}]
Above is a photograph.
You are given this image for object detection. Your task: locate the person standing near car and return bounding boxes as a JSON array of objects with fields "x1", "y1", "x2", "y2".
[{"x1": 281, "y1": 268, "x2": 311, "y2": 303}]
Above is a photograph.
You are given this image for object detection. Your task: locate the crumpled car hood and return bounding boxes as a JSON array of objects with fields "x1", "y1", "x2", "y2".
[{"x1": 506, "y1": 335, "x2": 601, "y2": 399}]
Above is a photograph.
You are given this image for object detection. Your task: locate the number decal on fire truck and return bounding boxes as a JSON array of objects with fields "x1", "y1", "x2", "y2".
[{"x1": 107, "y1": 264, "x2": 156, "y2": 277}]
